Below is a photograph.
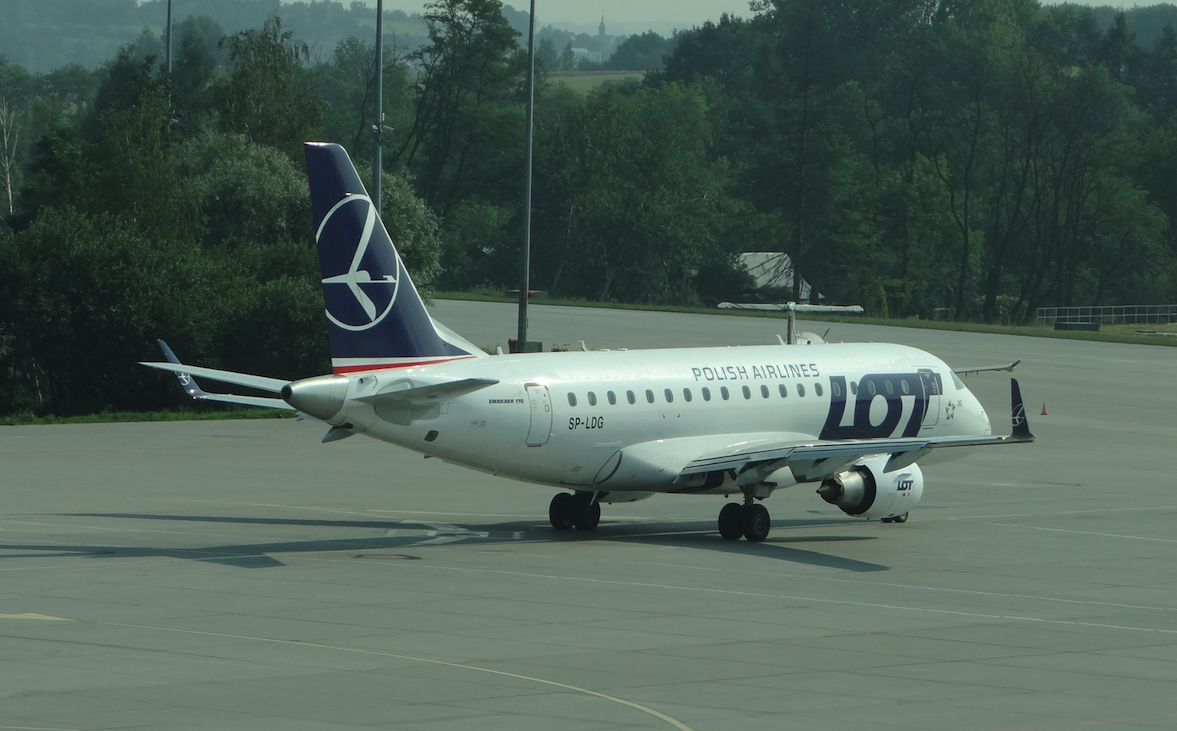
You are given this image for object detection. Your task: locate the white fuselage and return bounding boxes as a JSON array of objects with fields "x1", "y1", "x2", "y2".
[{"x1": 328, "y1": 342, "x2": 992, "y2": 495}]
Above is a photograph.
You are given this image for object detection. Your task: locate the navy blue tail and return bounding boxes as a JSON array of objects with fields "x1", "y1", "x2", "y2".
[{"x1": 305, "y1": 143, "x2": 474, "y2": 372}]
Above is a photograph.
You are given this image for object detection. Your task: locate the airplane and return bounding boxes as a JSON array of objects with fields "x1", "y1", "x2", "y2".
[{"x1": 142, "y1": 142, "x2": 1034, "y2": 542}]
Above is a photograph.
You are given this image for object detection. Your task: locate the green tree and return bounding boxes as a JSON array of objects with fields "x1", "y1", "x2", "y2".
[
  {"x1": 534, "y1": 82, "x2": 734, "y2": 304},
  {"x1": 0, "y1": 207, "x2": 200, "y2": 415},
  {"x1": 607, "y1": 31, "x2": 673, "y2": 72},
  {"x1": 176, "y1": 131, "x2": 311, "y2": 252},
  {"x1": 214, "y1": 17, "x2": 326, "y2": 160},
  {"x1": 171, "y1": 15, "x2": 228, "y2": 136},
  {"x1": 396, "y1": 0, "x2": 526, "y2": 216}
]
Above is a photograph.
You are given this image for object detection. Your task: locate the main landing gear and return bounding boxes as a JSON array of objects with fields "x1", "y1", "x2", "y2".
[
  {"x1": 549, "y1": 492, "x2": 600, "y2": 532},
  {"x1": 717, "y1": 495, "x2": 771, "y2": 542}
]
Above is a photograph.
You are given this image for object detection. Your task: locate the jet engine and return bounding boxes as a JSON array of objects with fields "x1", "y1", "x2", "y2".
[{"x1": 816, "y1": 456, "x2": 924, "y2": 520}]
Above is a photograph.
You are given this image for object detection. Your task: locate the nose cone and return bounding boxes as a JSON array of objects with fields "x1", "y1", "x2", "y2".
[{"x1": 282, "y1": 375, "x2": 349, "y2": 421}]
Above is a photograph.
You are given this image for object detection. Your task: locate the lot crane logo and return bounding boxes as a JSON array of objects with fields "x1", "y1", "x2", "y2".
[
  {"x1": 317, "y1": 194, "x2": 401, "y2": 332},
  {"x1": 1012, "y1": 402, "x2": 1027, "y2": 429}
]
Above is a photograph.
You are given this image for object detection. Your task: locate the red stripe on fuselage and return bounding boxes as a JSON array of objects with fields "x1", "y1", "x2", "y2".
[{"x1": 331, "y1": 356, "x2": 477, "y2": 374}]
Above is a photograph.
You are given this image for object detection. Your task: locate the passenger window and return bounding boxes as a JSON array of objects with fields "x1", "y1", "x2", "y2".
[
  {"x1": 627, "y1": 390, "x2": 636, "y2": 404},
  {"x1": 779, "y1": 384, "x2": 788, "y2": 398},
  {"x1": 664, "y1": 388, "x2": 674, "y2": 403},
  {"x1": 567, "y1": 393, "x2": 577, "y2": 406},
  {"x1": 885, "y1": 380, "x2": 894, "y2": 395},
  {"x1": 721, "y1": 386, "x2": 730, "y2": 401},
  {"x1": 702, "y1": 387, "x2": 711, "y2": 401},
  {"x1": 742, "y1": 385, "x2": 751, "y2": 400},
  {"x1": 797, "y1": 384, "x2": 806, "y2": 397},
  {"x1": 760, "y1": 385, "x2": 770, "y2": 399},
  {"x1": 901, "y1": 379, "x2": 910, "y2": 395},
  {"x1": 607, "y1": 391, "x2": 617, "y2": 405},
  {"x1": 588, "y1": 392, "x2": 597, "y2": 406},
  {"x1": 815, "y1": 383, "x2": 823, "y2": 397},
  {"x1": 850, "y1": 381, "x2": 858, "y2": 395},
  {"x1": 683, "y1": 388, "x2": 693, "y2": 402},
  {"x1": 831, "y1": 381, "x2": 841, "y2": 397},
  {"x1": 645, "y1": 389, "x2": 655, "y2": 404},
  {"x1": 867, "y1": 381, "x2": 876, "y2": 396}
]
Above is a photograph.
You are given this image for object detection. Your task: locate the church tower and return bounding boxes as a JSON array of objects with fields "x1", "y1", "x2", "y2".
[{"x1": 599, "y1": 15, "x2": 606, "y2": 37}]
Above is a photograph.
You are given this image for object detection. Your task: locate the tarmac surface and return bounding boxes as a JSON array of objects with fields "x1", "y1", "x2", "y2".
[{"x1": 3, "y1": 301, "x2": 1177, "y2": 730}]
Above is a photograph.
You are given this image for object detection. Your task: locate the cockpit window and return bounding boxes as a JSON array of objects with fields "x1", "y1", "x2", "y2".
[{"x1": 951, "y1": 372, "x2": 966, "y2": 390}]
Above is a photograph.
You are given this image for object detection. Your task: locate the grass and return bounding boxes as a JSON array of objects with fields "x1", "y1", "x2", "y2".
[
  {"x1": 1, "y1": 408, "x2": 294, "y2": 427},
  {"x1": 548, "y1": 72, "x2": 645, "y2": 94}
]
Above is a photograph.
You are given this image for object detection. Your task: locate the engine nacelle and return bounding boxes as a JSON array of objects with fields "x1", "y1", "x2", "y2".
[{"x1": 816, "y1": 457, "x2": 924, "y2": 519}]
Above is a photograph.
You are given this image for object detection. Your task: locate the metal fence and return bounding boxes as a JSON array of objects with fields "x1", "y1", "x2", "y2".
[{"x1": 1035, "y1": 305, "x2": 1177, "y2": 326}]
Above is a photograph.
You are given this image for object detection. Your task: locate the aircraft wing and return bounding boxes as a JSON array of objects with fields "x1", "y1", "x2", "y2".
[
  {"x1": 142, "y1": 340, "x2": 293, "y2": 410},
  {"x1": 679, "y1": 379, "x2": 1033, "y2": 484},
  {"x1": 953, "y1": 360, "x2": 1021, "y2": 376}
]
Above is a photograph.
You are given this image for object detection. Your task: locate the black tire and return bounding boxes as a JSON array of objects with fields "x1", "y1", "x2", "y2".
[
  {"x1": 718, "y1": 502, "x2": 744, "y2": 540},
  {"x1": 890, "y1": 512, "x2": 908, "y2": 524},
  {"x1": 742, "y1": 503, "x2": 771, "y2": 542},
  {"x1": 549, "y1": 492, "x2": 576, "y2": 530},
  {"x1": 574, "y1": 500, "x2": 601, "y2": 531}
]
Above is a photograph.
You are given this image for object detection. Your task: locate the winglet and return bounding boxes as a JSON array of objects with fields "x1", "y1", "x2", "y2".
[
  {"x1": 1010, "y1": 378, "x2": 1034, "y2": 441},
  {"x1": 157, "y1": 339, "x2": 209, "y2": 399}
]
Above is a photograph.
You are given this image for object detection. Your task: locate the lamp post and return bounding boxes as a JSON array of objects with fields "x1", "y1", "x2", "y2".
[
  {"x1": 165, "y1": 0, "x2": 173, "y2": 75},
  {"x1": 372, "y1": 0, "x2": 384, "y2": 211},
  {"x1": 517, "y1": 0, "x2": 536, "y2": 350}
]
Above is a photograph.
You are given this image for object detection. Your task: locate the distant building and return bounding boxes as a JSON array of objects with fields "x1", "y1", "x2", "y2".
[
  {"x1": 570, "y1": 47, "x2": 603, "y2": 64},
  {"x1": 739, "y1": 252, "x2": 818, "y2": 301}
]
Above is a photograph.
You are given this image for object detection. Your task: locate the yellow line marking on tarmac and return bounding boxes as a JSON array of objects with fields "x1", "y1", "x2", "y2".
[
  {"x1": 0, "y1": 613, "x2": 73, "y2": 621},
  {"x1": 93, "y1": 620, "x2": 695, "y2": 731}
]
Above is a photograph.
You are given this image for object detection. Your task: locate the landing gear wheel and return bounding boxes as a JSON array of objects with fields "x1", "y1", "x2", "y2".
[
  {"x1": 883, "y1": 512, "x2": 909, "y2": 524},
  {"x1": 549, "y1": 492, "x2": 576, "y2": 530},
  {"x1": 718, "y1": 503, "x2": 744, "y2": 540},
  {"x1": 742, "y1": 503, "x2": 771, "y2": 542},
  {"x1": 574, "y1": 500, "x2": 601, "y2": 531}
]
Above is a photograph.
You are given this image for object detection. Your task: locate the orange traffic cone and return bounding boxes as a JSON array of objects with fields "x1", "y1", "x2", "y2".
[{"x1": 1040, "y1": 402, "x2": 1048, "y2": 416}]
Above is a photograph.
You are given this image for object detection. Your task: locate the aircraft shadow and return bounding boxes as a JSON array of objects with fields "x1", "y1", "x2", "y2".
[{"x1": 0, "y1": 512, "x2": 889, "y2": 573}]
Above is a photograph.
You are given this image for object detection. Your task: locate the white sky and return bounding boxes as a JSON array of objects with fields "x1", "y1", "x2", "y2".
[{"x1": 352, "y1": 2, "x2": 1146, "y2": 35}]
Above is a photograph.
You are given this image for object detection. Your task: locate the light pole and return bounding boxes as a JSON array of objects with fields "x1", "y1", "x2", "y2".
[
  {"x1": 165, "y1": 0, "x2": 173, "y2": 75},
  {"x1": 517, "y1": 0, "x2": 536, "y2": 350},
  {"x1": 372, "y1": 0, "x2": 384, "y2": 211}
]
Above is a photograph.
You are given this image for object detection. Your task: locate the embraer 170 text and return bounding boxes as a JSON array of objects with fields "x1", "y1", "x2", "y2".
[{"x1": 143, "y1": 143, "x2": 1034, "y2": 542}]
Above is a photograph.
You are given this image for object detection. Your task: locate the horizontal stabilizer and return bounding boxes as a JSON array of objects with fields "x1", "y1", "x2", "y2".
[
  {"x1": 357, "y1": 378, "x2": 499, "y2": 406},
  {"x1": 953, "y1": 360, "x2": 1021, "y2": 376},
  {"x1": 140, "y1": 361, "x2": 289, "y2": 394},
  {"x1": 195, "y1": 393, "x2": 293, "y2": 410}
]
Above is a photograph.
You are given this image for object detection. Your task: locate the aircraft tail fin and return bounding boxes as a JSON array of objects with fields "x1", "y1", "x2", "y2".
[
  {"x1": 1010, "y1": 378, "x2": 1034, "y2": 441},
  {"x1": 304, "y1": 143, "x2": 481, "y2": 374}
]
